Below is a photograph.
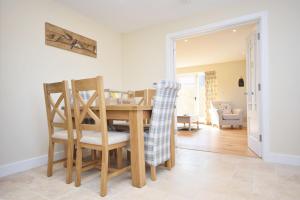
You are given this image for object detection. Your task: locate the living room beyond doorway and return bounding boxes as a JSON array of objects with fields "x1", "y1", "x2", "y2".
[{"x1": 175, "y1": 23, "x2": 259, "y2": 157}]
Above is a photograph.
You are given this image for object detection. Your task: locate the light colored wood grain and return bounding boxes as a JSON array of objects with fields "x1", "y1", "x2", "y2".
[
  {"x1": 91, "y1": 150, "x2": 97, "y2": 161},
  {"x1": 108, "y1": 166, "x2": 131, "y2": 179},
  {"x1": 133, "y1": 89, "x2": 156, "y2": 106},
  {"x1": 70, "y1": 93, "x2": 176, "y2": 189},
  {"x1": 106, "y1": 104, "x2": 152, "y2": 111},
  {"x1": 130, "y1": 89, "x2": 155, "y2": 125},
  {"x1": 165, "y1": 160, "x2": 172, "y2": 170},
  {"x1": 146, "y1": 89, "x2": 156, "y2": 106},
  {"x1": 176, "y1": 125, "x2": 257, "y2": 157},
  {"x1": 106, "y1": 110, "x2": 129, "y2": 120},
  {"x1": 45, "y1": 22, "x2": 97, "y2": 58},
  {"x1": 72, "y1": 76, "x2": 130, "y2": 197},
  {"x1": 75, "y1": 142, "x2": 82, "y2": 187},
  {"x1": 150, "y1": 165, "x2": 157, "y2": 181},
  {"x1": 116, "y1": 147, "x2": 123, "y2": 169},
  {"x1": 43, "y1": 80, "x2": 74, "y2": 184},
  {"x1": 100, "y1": 148, "x2": 109, "y2": 196},
  {"x1": 63, "y1": 144, "x2": 67, "y2": 168},
  {"x1": 129, "y1": 110, "x2": 146, "y2": 187},
  {"x1": 47, "y1": 141, "x2": 54, "y2": 177}
]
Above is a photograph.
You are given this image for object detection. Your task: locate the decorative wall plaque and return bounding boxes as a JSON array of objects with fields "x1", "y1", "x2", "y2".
[{"x1": 45, "y1": 22, "x2": 97, "y2": 58}]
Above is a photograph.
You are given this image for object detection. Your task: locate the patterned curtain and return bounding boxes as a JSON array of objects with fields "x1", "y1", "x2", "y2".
[{"x1": 205, "y1": 71, "x2": 217, "y2": 124}]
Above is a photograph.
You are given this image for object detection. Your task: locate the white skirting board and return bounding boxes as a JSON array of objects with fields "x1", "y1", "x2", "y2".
[
  {"x1": 0, "y1": 151, "x2": 65, "y2": 178},
  {"x1": 264, "y1": 152, "x2": 300, "y2": 166},
  {"x1": 1, "y1": 150, "x2": 300, "y2": 178}
]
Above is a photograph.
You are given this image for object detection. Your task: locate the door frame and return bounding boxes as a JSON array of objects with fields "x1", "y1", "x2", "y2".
[{"x1": 165, "y1": 11, "x2": 269, "y2": 159}]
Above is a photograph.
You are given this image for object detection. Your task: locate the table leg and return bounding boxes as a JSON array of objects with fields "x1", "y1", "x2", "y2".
[
  {"x1": 129, "y1": 110, "x2": 146, "y2": 187},
  {"x1": 188, "y1": 118, "x2": 191, "y2": 131}
]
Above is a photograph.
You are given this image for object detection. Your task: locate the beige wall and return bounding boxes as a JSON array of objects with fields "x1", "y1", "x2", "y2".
[
  {"x1": 1, "y1": 0, "x2": 300, "y2": 168},
  {"x1": 0, "y1": 0, "x2": 123, "y2": 165},
  {"x1": 122, "y1": 0, "x2": 300, "y2": 156},
  {"x1": 177, "y1": 60, "x2": 247, "y2": 124}
]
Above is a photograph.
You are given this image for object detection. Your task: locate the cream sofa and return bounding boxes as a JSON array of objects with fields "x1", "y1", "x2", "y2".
[{"x1": 209, "y1": 101, "x2": 243, "y2": 128}]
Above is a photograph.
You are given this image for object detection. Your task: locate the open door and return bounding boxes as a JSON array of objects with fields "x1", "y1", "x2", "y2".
[
  {"x1": 246, "y1": 27, "x2": 262, "y2": 157},
  {"x1": 176, "y1": 74, "x2": 200, "y2": 116}
]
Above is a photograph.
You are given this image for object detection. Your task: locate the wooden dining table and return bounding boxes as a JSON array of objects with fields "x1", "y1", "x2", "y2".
[{"x1": 85, "y1": 104, "x2": 175, "y2": 188}]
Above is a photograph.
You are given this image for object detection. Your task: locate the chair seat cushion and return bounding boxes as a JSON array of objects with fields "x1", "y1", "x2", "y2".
[
  {"x1": 52, "y1": 130, "x2": 76, "y2": 140},
  {"x1": 223, "y1": 114, "x2": 240, "y2": 120},
  {"x1": 80, "y1": 131, "x2": 129, "y2": 145},
  {"x1": 219, "y1": 103, "x2": 232, "y2": 114},
  {"x1": 113, "y1": 121, "x2": 150, "y2": 128}
]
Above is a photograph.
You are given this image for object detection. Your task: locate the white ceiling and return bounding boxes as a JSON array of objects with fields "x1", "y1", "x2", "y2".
[
  {"x1": 176, "y1": 23, "x2": 256, "y2": 68},
  {"x1": 58, "y1": 0, "x2": 244, "y2": 33}
]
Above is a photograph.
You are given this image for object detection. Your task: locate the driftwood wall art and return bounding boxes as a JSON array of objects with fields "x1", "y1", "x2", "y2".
[{"x1": 45, "y1": 22, "x2": 97, "y2": 58}]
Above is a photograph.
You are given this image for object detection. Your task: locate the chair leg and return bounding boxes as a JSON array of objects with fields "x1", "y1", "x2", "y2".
[
  {"x1": 100, "y1": 149, "x2": 109, "y2": 197},
  {"x1": 109, "y1": 149, "x2": 116, "y2": 164},
  {"x1": 66, "y1": 142, "x2": 74, "y2": 184},
  {"x1": 73, "y1": 145, "x2": 77, "y2": 160},
  {"x1": 126, "y1": 150, "x2": 131, "y2": 163},
  {"x1": 63, "y1": 144, "x2": 67, "y2": 168},
  {"x1": 75, "y1": 145, "x2": 82, "y2": 187},
  {"x1": 91, "y1": 150, "x2": 97, "y2": 160},
  {"x1": 116, "y1": 147, "x2": 123, "y2": 169},
  {"x1": 165, "y1": 160, "x2": 172, "y2": 170},
  {"x1": 47, "y1": 140, "x2": 55, "y2": 177},
  {"x1": 150, "y1": 165, "x2": 157, "y2": 181},
  {"x1": 98, "y1": 151, "x2": 102, "y2": 161}
]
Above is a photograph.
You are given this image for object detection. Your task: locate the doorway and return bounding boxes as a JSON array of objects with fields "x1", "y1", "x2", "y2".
[
  {"x1": 176, "y1": 73, "x2": 206, "y2": 123},
  {"x1": 166, "y1": 12, "x2": 269, "y2": 158}
]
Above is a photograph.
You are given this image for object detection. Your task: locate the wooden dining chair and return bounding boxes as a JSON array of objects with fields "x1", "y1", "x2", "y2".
[
  {"x1": 113, "y1": 88, "x2": 155, "y2": 126},
  {"x1": 43, "y1": 80, "x2": 74, "y2": 184},
  {"x1": 72, "y1": 76, "x2": 130, "y2": 197},
  {"x1": 144, "y1": 80, "x2": 180, "y2": 181},
  {"x1": 105, "y1": 89, "x2": 135, "y2": 105},
  {"x1": 131, "y1": 88, "x2": 156, "y2": 106}
]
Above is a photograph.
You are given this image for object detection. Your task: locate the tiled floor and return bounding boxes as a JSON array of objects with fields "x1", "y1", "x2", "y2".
[
  {"x1": 177, "y1": 124, "x2": 257, "y2": 157},
  {"x1": 1, "y1": 149, "x2": 300, "y2": 200}
]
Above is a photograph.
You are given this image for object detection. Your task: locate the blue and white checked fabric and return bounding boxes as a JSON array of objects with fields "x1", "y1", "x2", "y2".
[
  {"x1": 69, "y1": 89, "x2": 92, "y2": 105},
  {"x1": 144, "y1": 80, "x2": 181, "y2": 166}
]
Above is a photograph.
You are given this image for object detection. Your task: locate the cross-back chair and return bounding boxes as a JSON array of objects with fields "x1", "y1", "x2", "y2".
[
  {"x1": 104, "y1": 89, "x2": 135, "y2": 105},
  {"x1": 133, "y1": 88, "x2": 156, "y2": 126},
  {"x1": 43, "y1": 80, "x2": 74, "y2": 184},
  {"x1": 112, "y1": 88, "x2": 156, "y2": 133},
  {"x1": 72, "y1": 76, "x2": 130, "y2": 197},
  {"x1": 132, "y1": 89, "x2": 156, "y2": 106}
]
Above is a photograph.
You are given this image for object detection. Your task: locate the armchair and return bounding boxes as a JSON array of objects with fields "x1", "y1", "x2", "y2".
[{"x1": 209, "y1": 101, "x2": 243, "y2": 128}]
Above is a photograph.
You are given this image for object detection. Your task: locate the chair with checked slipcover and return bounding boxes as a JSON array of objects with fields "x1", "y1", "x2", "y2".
[{"x1": 144, "y1": 80, "x2": 180, "y2": 181}]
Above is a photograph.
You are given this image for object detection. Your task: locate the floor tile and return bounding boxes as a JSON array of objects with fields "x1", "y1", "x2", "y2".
[{"x1": 0, "y1": 149, "x2": 299, "y2": 199}]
